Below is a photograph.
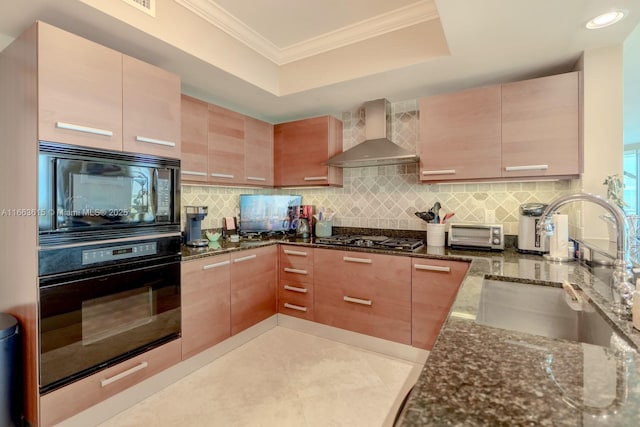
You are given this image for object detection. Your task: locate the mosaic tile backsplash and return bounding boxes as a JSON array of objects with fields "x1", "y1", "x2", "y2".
[{"x1": 181, "y1": 100, "x2": 572, "y2": 235}]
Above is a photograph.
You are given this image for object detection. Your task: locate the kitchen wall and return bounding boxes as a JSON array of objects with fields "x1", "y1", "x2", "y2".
[{"x1": 182, "y1": 99, "x2": 572, "y2": 235}]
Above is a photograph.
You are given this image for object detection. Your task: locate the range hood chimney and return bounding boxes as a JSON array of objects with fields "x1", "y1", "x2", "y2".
[{"x1": 325, "y1": 99, "x2": 420, "y2": 168}]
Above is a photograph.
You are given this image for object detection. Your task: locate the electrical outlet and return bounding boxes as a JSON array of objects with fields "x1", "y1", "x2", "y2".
[{"x1": 485, "y1": 210, "x2": 496, "y2": 223}]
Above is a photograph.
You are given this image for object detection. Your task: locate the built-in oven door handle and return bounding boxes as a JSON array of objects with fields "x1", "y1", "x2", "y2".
[
  {"x1": 203, "y1": 260, "x2": 230, "y2": 270},
  {"x1": 56, "y1": 121, "x2": 113, "y2": 137},
  {"x1": 135, "y1": 136, "x2": 176, "y2": 147},
  {"x1": 233, "y1": 254, "x2": 257, "y2": 263},
  {"x1": 100, "y1": 361, "x2": 148, "y2": 387}
]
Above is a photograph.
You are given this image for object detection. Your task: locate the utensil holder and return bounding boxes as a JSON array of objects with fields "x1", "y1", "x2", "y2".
[
  {"x1": 315, "y1": 221, "x2": 332, "y2": 238},
  {"x1": 426, "y1": 223, "x2": 446, "y2": 247}
]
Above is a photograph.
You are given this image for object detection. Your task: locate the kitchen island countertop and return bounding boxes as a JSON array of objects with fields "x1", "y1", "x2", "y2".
[{"x1": 181, "y1": 237, "x2": 640, "y2": 426}]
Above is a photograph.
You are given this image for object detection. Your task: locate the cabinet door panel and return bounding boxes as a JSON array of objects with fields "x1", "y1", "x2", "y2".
[
  {"x1": 38, "y1": 22, "x2": 123, "y2": 150},
  {"x1": 244, "y1": 117, "x2": 273, "y2": 186},
  {"x1": 230, "y1": 246, "x2": 277, "y2": 334},
  {"x1": 501, "y1": 72, "x2": 581, "y2": 177},
  {"x1": 181, "y1": 255, "x2": 231, "y2": 359},
  {"x1": 122, "y1": 55, "x2": 181, "y2": 158},
  {"x1": 411, "y1": 259, "x2": 469, "y2": 350},
  {"x1": 180, "y1": 95, "x2": 209, "y2": 182},
  {"x1": 208, "y1": 104, "x2": 245, "y2": 184},
  {"x1": 419, "y1": 86, "x2": 501, "y2": 181}
]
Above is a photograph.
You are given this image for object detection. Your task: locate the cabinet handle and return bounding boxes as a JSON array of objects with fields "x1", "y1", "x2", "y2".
[
  {"x1": 135, "y1": 136, "x2": 176, "y2": 147},
  {"x1": 343, "y1": 296, "x2": 372, "y2": 306},
  {"x1": 100, "y1": 361, "x2": 148, "y2": 387},
  {"x1": 247, "y1": 176, "x2": 267, "y2": 182},
  {"x1": 233, "y1": 254, "x2": 257, "y2": 263},
  {"x1": 182, "y1": 170, "x2": 207, "y2": 177},
  {"x1": 304, "y1": 176, "x2": 328, "y2": 181},
  {"x1": 504, "y1": 164, "x2": 549, "y2": 172},
  {"x1": 284, "y1": 267, "x2": 307, "y2": 275},
  {"x1": 203, "y1": 260, "x2": 230, "y2": 270},
  {"x1": 284, "y1": 249, "x2": 308, "y2": 257},
  {"x1": 211, "y1": 172, "x2": 235, "y2": 179},
  {"x1": 343, "y1": 256, "x2": 372, "y2": 264},
  {"x1": 421, "y1": 169, "x2": 456, "y2": 175},
  {"x1": 415, "y1": 264, "x2": 451, "y2": 272},
  {"x1": 56, "y1": 121, "x2": 113, "y2": 137},
  {"x1": 284, "y1": 284, "x2": 308, "y2": 293},
  {"x1": 284, "y1": 302, "x2": 308, "y2": 312}
]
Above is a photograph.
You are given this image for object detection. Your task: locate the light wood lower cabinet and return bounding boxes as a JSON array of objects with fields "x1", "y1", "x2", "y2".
[
  {"x1": 230, "y1": 246, "x2": 277, "y2": 335},
  {"x1": 181, "y1": 254, "x2": 231, "y2": 359},
  {"x1": 411, "y1": 259, "x2": 469, "y2": 350},
  {"x1": 314, "y1": 249, "x2": 412, "y2": 344},
  {"x1": 278, "y1": 245, "x2": 314, "y2": 320},
  {"x1": 39, "y1": 339, "x2": 181, "y2": 427}
]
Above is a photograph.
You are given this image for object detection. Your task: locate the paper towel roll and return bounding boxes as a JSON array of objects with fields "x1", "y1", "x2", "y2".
[{"x1": 549, "y1": 214, "x2": 568, "y2": 258}]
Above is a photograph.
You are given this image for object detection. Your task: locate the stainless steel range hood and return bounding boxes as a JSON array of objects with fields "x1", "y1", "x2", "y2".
[{"x1": 325, "y1": 99, "x2": 419, "y2": 168}]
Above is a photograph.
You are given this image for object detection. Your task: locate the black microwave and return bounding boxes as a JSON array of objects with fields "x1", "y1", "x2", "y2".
[{"x1": 38, "y1": 142, "x2": 180, "y2": 245}]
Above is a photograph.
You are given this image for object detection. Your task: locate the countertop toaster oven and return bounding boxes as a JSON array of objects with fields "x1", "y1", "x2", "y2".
[{"x1": 448, "y1": 223, "x2": 504, "y2": 251}]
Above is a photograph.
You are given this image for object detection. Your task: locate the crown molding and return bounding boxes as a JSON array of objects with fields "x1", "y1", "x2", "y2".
[{"x1": 174, "y1": 0, "x2": 439, "y2": 65}]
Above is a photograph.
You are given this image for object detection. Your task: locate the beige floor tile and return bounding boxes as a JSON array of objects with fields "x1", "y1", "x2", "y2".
[{"x1": 99, "y1": 327, "x2": 415, "y2": 427}]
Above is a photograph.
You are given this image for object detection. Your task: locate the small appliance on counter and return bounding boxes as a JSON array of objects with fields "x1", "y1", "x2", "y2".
[
  {"x1": 448, "y1": 223, "x2": 504, "y2": 251},
  {"x1": 296, "y1": 205, "x2": 314, "y2": 240},
  {"x1": 517, "y1": 203, "x2": 548, "y2": 253},
  {"x1": 185, "y1": 206, "x2": 209, "y2": 247}
]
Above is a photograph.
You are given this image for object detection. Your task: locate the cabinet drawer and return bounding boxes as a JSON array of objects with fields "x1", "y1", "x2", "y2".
[
  {"x1": 411, "y1": 259, "x2": 469, "y2": 350},
  {"x1": 40, "y1": 338, "x2": 181, "y2": 427},
  {"x1": 278, "y1": 281, "x2": 314, "y2": 321},
  {"x1": 314, "y1": 274, "x2": 411, "y2": 345},
  {"x1": 280, "y1": 245, "x2": 313, "y2": 283},
  {"x1": 314, "y1": 248, "x2": 409, "y2": 286}
]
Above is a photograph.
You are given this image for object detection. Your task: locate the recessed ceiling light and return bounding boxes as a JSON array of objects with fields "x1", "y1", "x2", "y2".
[{"x1": 585, "y1": 10, "x2": 627, "y2": 29}]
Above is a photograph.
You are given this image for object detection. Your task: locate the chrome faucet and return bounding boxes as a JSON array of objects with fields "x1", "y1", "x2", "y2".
[{"x1": 537, "y1": 192, "x2": 635, "y2": 318}]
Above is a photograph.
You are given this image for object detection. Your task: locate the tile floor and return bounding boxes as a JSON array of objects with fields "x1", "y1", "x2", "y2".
[{"x1": 97, "y1": 327, "x2": 422, "y2": 427}]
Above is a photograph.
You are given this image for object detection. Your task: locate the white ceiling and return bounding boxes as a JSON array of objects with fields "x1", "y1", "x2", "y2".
[{"x1": 0, "y1": 0, "x2": 639, "y2": 126}]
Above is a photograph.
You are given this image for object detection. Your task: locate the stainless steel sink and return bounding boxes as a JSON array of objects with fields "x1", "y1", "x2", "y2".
[{"x1": 475, "y1": 279, "x2": 630, "y2": 349}]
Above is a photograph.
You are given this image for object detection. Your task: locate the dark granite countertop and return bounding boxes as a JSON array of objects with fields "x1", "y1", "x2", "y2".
[{"x1": 180, "y1": 236, "x2": 640, "y2": 426}]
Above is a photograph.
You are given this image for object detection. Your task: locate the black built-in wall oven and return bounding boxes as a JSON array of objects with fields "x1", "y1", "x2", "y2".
[{"x1": 37, "y1": 142, "x2": 182, "y2": 394}]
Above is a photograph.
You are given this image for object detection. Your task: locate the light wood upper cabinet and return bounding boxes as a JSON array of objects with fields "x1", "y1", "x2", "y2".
[
  {"x1": 501, "y1": 71, "x2": 581, "y2": 178},
  {"x1": 244, "y1": 116, "x2": 274, "y2": 186},
  {"x1": 419, "y1": 71, "x2": 582, "y2": 182},
  {"x1": 208, "y1": 104, "x2": 245, "y2": 185},
  {"x1": 122, "y1": 55, "x2": 181, "y2": 158},
  {"x1": 37, "y1": 22, "x2": 181, "y2": 157},
  {"x1": 181, "y1": 254, "x2": 231, "y2": 360},
  {"x1": 411, "y1": 259, "x2": 469, "y2": 350},
  {"x1": 230, "y1": 246, "x2": 277, "y2": 335},
  {"x1": 180, "y1": 95, "x2": 209, "y2": 182},
  {"x1": 38, "y1": 22, "x2": 123, "y2": 150},
  {"x1": 274, "y1": 116, "x2": 343, "y2": 187},
  {"x1": 419, "y1": 86, "x2": 502, "y2": 181}
]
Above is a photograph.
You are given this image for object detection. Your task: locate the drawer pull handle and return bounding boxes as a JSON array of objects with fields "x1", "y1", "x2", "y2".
[
  {"x1": 284, "y1": 302, "x2": 308, "y2": 312},
  {"x1": 101, "y1": 361, "x2": 148, "y2": 387},
  {"x1": 203, "y1": 260, "x2": 230, "y2": 270},
  {"x1": 135, "y1": 136, "x2": 176, "y2": 147},
  {"x1": 233, "y1": 254, "x2": 257, "y2": 263},
  {"x1": 422, "y1": 169, "x2": 456, "y2": 175},
  {"x1": 284, "y1": 267, "x2": 307, "y2": 275},
  {"x1": 247, "y1": 176, "x2": 267, "y2": 182},
  {"x1": 343, "y1": 296, "x2": 372, "y2": 306},
  {"x1": 182, "y1": 170, "x2": 207, "y2": 177},
  {"x1": 415, "y1": 264, "x2": 451, "y2": 272},
  {"x1": 303, "y1": 176, "x2": 328, "y2": 181},
  {"x1": 504, "y1": 164, "x2": 549, "y2": 172},
  {"x1": 284, "y1": 285, "x2": 308, "y2": 293},
  {"x1": 343, "y1": 256, "x2": 372, "y2": 264},
  {"x1": 211, "y1": 172, "x2": 235, "y2": 179},
  {"x1": 284, "y1": 249, "x2": 308, "y2": 257},
  {"x1": 56, "y1": 121, "x2": 113, "y2": 137}
]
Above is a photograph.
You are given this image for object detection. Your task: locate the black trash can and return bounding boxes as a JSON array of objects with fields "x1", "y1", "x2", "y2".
[{"x1": 0, "y1": 313, "x2": 20, "y2": 427}]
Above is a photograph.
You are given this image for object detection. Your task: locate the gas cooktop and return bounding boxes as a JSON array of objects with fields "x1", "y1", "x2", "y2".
[{"x1": 315, "y1": 235, "x2": 424, "y2": 252}]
